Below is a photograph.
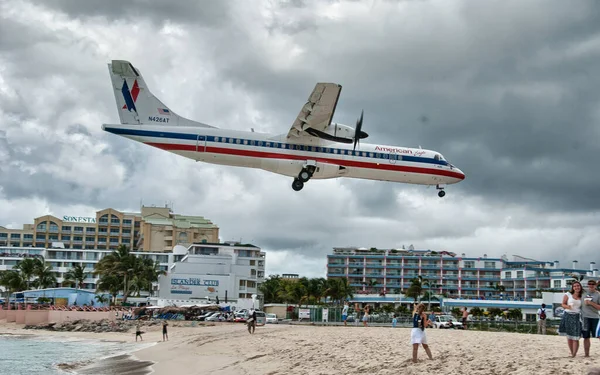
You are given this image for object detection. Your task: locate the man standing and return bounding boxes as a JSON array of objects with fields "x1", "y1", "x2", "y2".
[
  {"x1": 462, "y1": 307, "x2": 469, "y2": 329},
  {"x1": 582, "y1": 279, "x2": 600, "y2": 357},
  {"x1": 536, "y1": 303, "x2": 547, "y2": 335},
  {"x1": 342, "y1": 302, "x2": 349, "y2": 326}
]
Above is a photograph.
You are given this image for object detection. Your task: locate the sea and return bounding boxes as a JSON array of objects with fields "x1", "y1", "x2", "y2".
[{"x1": 0, "y1": 333, "x2": 155, "y2": 374}]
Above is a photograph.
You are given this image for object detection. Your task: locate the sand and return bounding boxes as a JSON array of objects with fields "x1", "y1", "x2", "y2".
[{"x1": 2, "y1": 321, "x2": 600, "y2": 374}]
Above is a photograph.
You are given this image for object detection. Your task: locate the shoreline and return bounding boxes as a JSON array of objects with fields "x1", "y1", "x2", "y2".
[
  {"x1": 4, "y1": 320, "x2": 600, "y2": 374},
  {"x1": 0, "y1": 321, "x2": 158, "y2": 375}
]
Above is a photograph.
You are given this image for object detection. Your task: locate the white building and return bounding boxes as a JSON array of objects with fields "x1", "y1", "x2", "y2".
[
  {"x1": 0, "y1": 242, "x2": 266, "y2": 305},
  {"x1": 157, "y1": 242, "x2": 266, "y2": 303}
]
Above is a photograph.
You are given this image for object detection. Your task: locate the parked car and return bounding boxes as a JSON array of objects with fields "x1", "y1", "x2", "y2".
[
  {"x1": 266, "y1": 313, "x2": 278, "y2": 324},
  {"x1": 433, "y1": 315, "x2": 463, "y2": 329}
]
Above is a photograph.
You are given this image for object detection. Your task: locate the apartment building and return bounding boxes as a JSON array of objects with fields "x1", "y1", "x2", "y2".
[
  {"x1": 327, "y1": 247, "x2": 598, "y2": 301},
  {"x1": 0, "y1": 205, "x2": 219, "y2": 252}
]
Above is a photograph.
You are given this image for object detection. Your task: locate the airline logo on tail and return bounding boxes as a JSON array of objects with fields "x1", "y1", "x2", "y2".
[{"x1": 121, "y1": 79, "x2": 140, "y2": 113}]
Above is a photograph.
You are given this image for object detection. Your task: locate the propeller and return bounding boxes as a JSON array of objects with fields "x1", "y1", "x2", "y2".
[{"x1": 353, "y1": 110, "x2": 368, "y2": 151}]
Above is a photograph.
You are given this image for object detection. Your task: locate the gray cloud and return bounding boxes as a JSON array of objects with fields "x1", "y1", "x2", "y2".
[
  {"x1": 1, "y1": 0, "x2": 599, "y2": 277},
  {"x1": 26, "y1": 0, "x2": 232, "y2": 27}
]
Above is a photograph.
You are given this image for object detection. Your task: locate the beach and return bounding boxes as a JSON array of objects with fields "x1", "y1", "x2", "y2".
[{"x1": 1, "y1": 321, "x2": 599, "y2": 374}]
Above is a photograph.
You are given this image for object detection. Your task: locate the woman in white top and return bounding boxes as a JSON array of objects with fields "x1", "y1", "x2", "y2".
[{"x1": 558, "y1": 281, "x2": 583, "y2": 357}]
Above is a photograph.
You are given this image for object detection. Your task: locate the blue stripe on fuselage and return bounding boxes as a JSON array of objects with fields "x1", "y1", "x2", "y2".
[{"x1": 103, "y1": 127, "x2": 449, "y2": 166}]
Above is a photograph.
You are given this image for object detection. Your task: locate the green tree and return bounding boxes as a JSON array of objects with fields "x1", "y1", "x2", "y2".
[
  {"x1": 14, "y1": 258, "x2": 43, "y2": 290},
  {"x1": 0, "y1": 271, "x2": 26, "y2": 308},
  {"x1": 32, "y1": 263, "x2": 57, "y2": 289},
  {"x1": 64, "y1": 264, "x2": 88, "y2": 290},
  {"x1": 470, "y1": 307, "x2": 484, "y2": 319},
  {"x1": 406, "y1": 276, "x2": 427, "y2": 302},
  {"x1": 259, "y1": 275, "x2": 282, "y2": 303}
]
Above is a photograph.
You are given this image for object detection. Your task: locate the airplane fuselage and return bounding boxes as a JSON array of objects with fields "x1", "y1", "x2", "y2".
[{"x1": 102, "y1": 124, "x2": 465, "y2": 186}]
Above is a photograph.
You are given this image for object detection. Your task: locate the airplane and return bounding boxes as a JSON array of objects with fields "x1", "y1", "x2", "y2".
[{"x1": 102, "y1": 60, "x2": 465, "y2": 197}]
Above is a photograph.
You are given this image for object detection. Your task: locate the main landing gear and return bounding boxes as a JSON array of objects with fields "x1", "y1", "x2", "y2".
[
  {"x1": 436, "y1": 184, "x2": 446, "y2": 198},
  {"x1": 292, "y1": 165, "x2": 316, "y2": 191}
]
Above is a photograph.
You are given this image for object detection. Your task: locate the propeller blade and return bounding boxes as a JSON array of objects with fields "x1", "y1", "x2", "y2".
[{"x1": 353, "y1": 109, "x2": 364, "y2": 151}]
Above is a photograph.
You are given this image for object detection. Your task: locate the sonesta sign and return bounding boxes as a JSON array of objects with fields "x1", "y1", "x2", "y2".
[{"x1": 62, "y1": 216, "x2": 97, "y2": 223}]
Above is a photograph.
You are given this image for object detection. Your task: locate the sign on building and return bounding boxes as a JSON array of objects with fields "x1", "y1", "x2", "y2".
[{"x1": 63, "y1": 216, "x2": 97, "y2": 223}]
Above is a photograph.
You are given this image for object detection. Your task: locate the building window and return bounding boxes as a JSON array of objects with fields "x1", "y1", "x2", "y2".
[
  {"x1": 516, "y1": 271, "x2": 523, "y2": 278},
  {"x1": 553, "y1": 280, "x2": 561, "y2": 288},
  {"x1": 178, "y1": 232, "x2": 188, "y2": 243},
  {"x1": 484, "y1": 261, "x2": 495, "y2": 269},
  {"x1": 464, "y1": 261, "x2": 475, "y2": 268},
  {"x1": 505, "y1": 271, "x2": 511, "y2": 278}
]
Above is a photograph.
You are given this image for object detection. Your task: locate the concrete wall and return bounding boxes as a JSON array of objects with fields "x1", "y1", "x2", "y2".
[
  {"x1": 0, "y1": 310, "x2": 116, "y2": 325},
  {"x1": 25, "y1": 310, "x2": 49, "y2": 325},
  {"x1": 6, "y1": 310, "x2": 16, "y2": 322},
  {"x1": 15, "y1": 310, "x2": 25, "y2": 324},
  {"x1": 47, "y1": 311, "x2": 116, "y2": 324}
]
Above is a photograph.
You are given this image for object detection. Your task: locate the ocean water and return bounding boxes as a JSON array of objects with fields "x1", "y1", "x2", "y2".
[{"x1": 0, "y1": 333, "x2": 152, "y2": 374}]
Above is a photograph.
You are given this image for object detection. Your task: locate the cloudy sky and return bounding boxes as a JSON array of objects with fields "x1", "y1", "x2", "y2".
[{"x1": 1, "y1": 0, "x2": 600, "y2": 278}]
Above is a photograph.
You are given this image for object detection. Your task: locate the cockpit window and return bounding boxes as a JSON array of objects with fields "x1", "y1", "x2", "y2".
[{"x1": 434, "y1": 154, "x2": 441, "y2": 161}]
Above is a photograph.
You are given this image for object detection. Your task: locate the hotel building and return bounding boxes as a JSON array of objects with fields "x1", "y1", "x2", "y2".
[
  {"x1": 0, "y1": 242, "x2": 265, "y2": 302},
  {"x1": 158, "y1": 242, "x2": 266, "y2": 301},
  {"x1": 0, "y1": 205, "x2": 219, "y2": 252},
  {"x1": 327, "y1": 247, "x2": 598, "y2": 301}
]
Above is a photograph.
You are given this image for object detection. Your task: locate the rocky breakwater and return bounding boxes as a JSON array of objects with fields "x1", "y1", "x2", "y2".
[{"x1": 23, "y1": 319, "x2": 162, "y2": 333}]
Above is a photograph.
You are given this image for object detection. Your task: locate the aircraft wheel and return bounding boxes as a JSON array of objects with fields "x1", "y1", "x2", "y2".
[
  {"x1": 292, "y1": 179, "x2": 304, "y2": 191},
  {"x1": 438, "y1": 190, "x2": 446, "y2": 198},
  {"x1": 298, "y1": 169, "x2": 311, "y2": 183}
]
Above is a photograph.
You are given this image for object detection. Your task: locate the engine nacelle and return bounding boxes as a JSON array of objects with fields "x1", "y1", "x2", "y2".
[{"x1": 305, "y1": 123, "x2": 368, "y2": 144}]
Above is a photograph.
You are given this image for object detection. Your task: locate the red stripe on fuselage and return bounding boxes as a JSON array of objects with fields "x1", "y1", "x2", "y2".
[{"x1": 145, "y1": 142, "x2": 465, "y2": 180}]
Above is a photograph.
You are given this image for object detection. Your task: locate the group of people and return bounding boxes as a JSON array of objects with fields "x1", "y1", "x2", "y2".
[{"x1": 557, "y1": 279, "x2": 600, "y2": 357}]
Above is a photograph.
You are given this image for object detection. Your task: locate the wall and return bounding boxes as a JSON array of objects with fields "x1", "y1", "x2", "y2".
[{"x1": 1, "y1": 310, "x2": 115, "y2": 325}]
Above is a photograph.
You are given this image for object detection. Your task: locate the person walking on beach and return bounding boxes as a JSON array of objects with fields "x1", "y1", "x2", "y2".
[
  {"x1": 392, "y1": 314, "x2": 397, "y2": 328},
  {"x1": 342, "y1": 302, "x2": 349, "y2": 326},
  {"x1": 135, "y1": 320, "x2": 143, "y2": 342},
  {"x1": 558, "y1": 281, "x2": 583, "y2": 357},
  {"x1": 162, "y1": 320, "x2": 169, "y2": 342},
  {"x1": 537, "y1": 303, "x2": 547, "y2": 335},
  {"x1": 461, "y1": 307, "x2": 469, "y2": 329},
  {"x1": 362, "y1": 305, "x2": 370, "y2": 327},
  {"x1": 411, "y1": 303, "x2": 433, "y2": 363},
  {"x1": 247, "y1": 310, "x2": 257, "y2": 334},
  {"x1": 582, "y1": 279, "x2": 600, "y2": 357}
]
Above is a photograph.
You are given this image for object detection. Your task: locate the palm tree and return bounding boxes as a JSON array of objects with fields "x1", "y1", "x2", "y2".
[
  {"x1": 96, "y1": 274, "x2": 122, "y2": 305},
  {"x1": 33, "y1": 263, "x2": 57, "y2": 289},
  {"x1": 406, "y1": 276, "x2": 427, "y2": 303},
  {"x1": 64, "y1": 264, "x2": 88, "y2": 290},
  {"x1": 94, "y1": 245, "x2": 137, "y2": 304},
  {"x1": 259, "y1": 275, "x2": 282, "y2": 303},
  {"x1": 14, "y1": 258, "x2": 43, "y2": 290},
  {"x1": 0, "y1": 271, "x2": 27, "y2": 308}
]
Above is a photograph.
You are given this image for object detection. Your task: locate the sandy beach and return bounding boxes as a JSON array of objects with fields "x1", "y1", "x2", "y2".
[{"x1": 2, "y1": 321, "x2": 600, "y2": 374}]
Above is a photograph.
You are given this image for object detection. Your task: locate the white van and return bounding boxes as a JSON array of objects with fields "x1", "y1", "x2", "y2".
[{"x1": 254, "y1": 311, "x2": 266, "y2": 326}]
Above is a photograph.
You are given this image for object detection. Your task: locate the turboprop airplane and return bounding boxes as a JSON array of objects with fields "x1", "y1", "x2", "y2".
[{"x1": 102, "y1": 60, "x2": 465, "y2": 197}]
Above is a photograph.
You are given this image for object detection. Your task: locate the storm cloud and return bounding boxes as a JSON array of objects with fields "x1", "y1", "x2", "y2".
[{"x1": 1, "y1": 0, "x2": 600, "y2": 277}]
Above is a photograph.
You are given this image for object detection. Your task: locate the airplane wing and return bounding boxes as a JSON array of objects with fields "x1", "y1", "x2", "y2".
[{"x1": 287, "y1": 82, "x2": 342, "y2": 138}]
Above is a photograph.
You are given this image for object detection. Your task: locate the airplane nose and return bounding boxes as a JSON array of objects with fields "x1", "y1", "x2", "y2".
[{"x1": 450, "y1": 165, "x2": 465, "y2": 180}]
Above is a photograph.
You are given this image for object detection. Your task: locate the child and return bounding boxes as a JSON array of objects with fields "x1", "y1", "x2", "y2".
[
  {"x1": 411, "y1": 303, "x2": 433, "y2": 363},
  {"x1": 392, "y1": 314, "x2": 397, "y2": 328}
]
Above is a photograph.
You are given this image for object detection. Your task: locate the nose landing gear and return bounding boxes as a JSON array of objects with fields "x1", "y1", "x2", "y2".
[{"x1": 436, "y1": 184, "x2": 445, "y2": 198}]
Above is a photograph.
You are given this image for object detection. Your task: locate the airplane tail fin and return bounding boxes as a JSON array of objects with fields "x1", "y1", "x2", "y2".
[{"x1": 108, "y1": 60, "x2": 213, "y2": 127}]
